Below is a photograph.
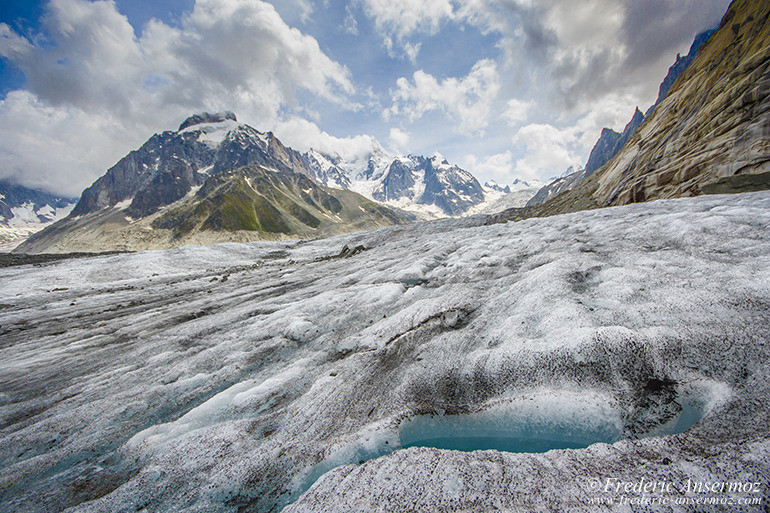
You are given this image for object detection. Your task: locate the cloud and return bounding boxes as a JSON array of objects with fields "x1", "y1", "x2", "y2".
[
  {"x1": 359, "y1": 0, "x2": 729, "y2": 109},
  {"x1": 0, "y1": 0, "x2": 357, "y2": 196},
  {"x1": 388, "y1": 127, "x2": 410, "y2": 153},
  {"x1": 274, "y1": 117, "x2": 384, "y2": 163},
  {"x1": 508, "y1": 91, "x2": 642, "y2": 181},
  {"x1": 511, "y1": 123, "x2": 582, "y2": 180},
  {"x1": 0, "y1": 90, "x2": 136, "y2": 197},
  {"x1": 455, "y1": 0, "x2": 730, "y2": 109},
  {"x1": 343, "y1": 6, "x2": 359, "y2": 35},
  {"x1": 387, "y1": 59, "x2": 500, "y2": 134},
  {"x1": 358, "y1": 0, "x2": 453, "y2": 60},
  {"x1": 463, "y1": 151, "x2": 515, "y2": 181},
  {"x1": 501, "y1": 98, "x2": 531, "y2": 126}
]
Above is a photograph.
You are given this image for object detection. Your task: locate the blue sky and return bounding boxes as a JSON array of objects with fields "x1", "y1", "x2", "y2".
[{"x1": 0, "y1": 0, "x2": 730, "y2": 197}]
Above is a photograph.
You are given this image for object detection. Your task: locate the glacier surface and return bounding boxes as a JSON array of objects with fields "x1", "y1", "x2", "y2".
[{"x1": 1, "y1": 192, "x2": 769, "y2": 511}]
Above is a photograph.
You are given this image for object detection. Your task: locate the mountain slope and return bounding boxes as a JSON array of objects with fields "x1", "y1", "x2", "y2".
[
  {"x1": 594, "y1": 0, "x2": 770, "y2": 205},
  {"x1": 153, "y1": 165, "x2": 407, "y2": 238},
  {"x1": 527, "y1": 109, "x2": 646, "y2": 208},
  {"x1": 646, "y1": 29, "x2": 717, "y2": 116},
  {"x1": 526, "y1": 166, "x2": 587, "y2": 206},
  {"x1": 527, "y1": 28, "x2": 716, "y2": 209},
  {"x1": 18, "y1": 165, "x2": 411, "y2": 254}
]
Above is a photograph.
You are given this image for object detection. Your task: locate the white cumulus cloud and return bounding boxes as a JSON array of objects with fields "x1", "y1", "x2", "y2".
[
  {"x1": 388, "y1": 127, "x2": 410, "y2": 153},
  {"x1": 463, "y1": 151, "x2": 515, "y2": 181},
  {"x1": 511, "y1": 123, "x2": 582, "y2": 180},
  {"x1": 387, "y1": 59, "x2": 500, "y2": 134}
]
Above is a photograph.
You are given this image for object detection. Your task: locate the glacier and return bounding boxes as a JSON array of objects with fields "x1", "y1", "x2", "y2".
[{"x1": 1, "y1": 192, "x2": 769, "y2": 511}]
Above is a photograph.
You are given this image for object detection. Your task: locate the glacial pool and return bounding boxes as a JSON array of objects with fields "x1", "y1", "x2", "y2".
[{"x1": 284, "y1": 391, "x2": 708, "y2": 510}]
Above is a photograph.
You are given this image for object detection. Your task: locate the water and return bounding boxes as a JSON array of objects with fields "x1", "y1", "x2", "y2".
[
  {"x1": 400, "y1": 397, "x2": 705, "y2": 454},
  {"x1": 403, "y1": 435, "x2": 591, "y2": 453}
]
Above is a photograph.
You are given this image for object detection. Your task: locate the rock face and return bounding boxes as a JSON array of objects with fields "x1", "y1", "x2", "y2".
[
  {"x1": 592, "y1": 0, "x2": 770, "y2": 206},
  {"x1": 70, "y1": 130, "x2": 214, "y2": 218},
  {"x1": 373, "y1": 158, "x2": 416, "y2": 202},
  {"x1": 0, "y1": 181, "x2": 76, "y2": 223},
  {"x1": 17, "y1": 115, "x2": 413, "y2": 253},
  {"x1": 528, "y1": 109, "x2": 647, "y2": 208},
  {"x1": 409, "y1": 156, "x2": 485, "y2": 216},
  {"x1": 527, "y1": 27, "x2": 716, "y2": 210},
  {"x1": 152, "y1": 164, "x2": 406, "y2": 238},
  {"x1": 586, "y1": 108, "x2": 646, "y2": 177},
  {"x1": 1, "y1": 191, "x2": 769, "y2": 512},
  {"x1": 583, "y1": 129, "x2": 622, "y2": 177}
]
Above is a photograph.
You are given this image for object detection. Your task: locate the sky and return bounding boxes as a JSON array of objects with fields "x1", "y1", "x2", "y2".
[{"x1": 0, "y1": 0, "x2": 731, "y2": 198}]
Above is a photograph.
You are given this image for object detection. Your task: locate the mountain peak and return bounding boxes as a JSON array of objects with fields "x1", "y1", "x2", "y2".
[{"x1": 178, "y1": 111, "x2": 237, "y2": 132}]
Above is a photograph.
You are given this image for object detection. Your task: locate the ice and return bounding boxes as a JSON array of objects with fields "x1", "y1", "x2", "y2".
[{"x1": 1, "y1": 192, "x2": 769, "y2": 512}]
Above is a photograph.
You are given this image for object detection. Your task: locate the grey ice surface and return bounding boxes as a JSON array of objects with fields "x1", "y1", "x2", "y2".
[{"x1": 1, "y1": 192, "x2": 769, "y2": 512}]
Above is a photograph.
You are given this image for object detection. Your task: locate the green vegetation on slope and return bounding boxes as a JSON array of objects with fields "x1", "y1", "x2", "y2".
[{"x1": 152, "y1": 165, "x2": 411, "y2": 239}]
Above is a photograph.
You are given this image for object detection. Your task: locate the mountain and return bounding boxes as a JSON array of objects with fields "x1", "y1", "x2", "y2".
[
  {"x1": 484, "y1": 178, "x2": 543, "y2": 195},
  {"x1": 69, "y1": 111, "x2": 313, "y2": 219},
  {"x1": 373, "y1": 155, "x2": 484, "y2": 216},
  {"x1": 527, "y1": 108, "x2": 645, "y2": 208},
  {"x1": 499, "y1": 0, "x2": 770, "y2": 221},
  {"x1": 584, "y1": 108, "x2": 645, "y2": 177},
  {"x1": 0, "y1": 181, "x2": 77, "y2": 251},
  {"x1": 591, "y1": 0, "x2": 770, "y2": 205},
  {"x1": 484, "y1": 180, "x2": 511, "y2": 194},
  {"x1": 476, "y1": 187, "x2": 541, "y2": 214},
  {"x1": 16, "y1": 114, "x2": 413, "y2": 254},
  {"x1": 303, "y1": 150, "x2": 485, "y2": 217},
  {"x1": 151, "y1": 164, "x2": 405, "y2": 238}
]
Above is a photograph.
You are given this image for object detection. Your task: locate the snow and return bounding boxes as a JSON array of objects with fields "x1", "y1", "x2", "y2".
[
  {"x1": 1, "y1": 201, "x2": 76, "y2": 251},
  {"x1": 314, "y1": 150, "x2": 479, "y2": 217},
  {"x1": 113, "y1": 198, "x2": 133, "y2": 210},
  {"x1": 1, "y1": 192, "x2": 769, "y2": 512},
  {"x1": 8, "y1": 201, "x2": 74, "y2": 229}
]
